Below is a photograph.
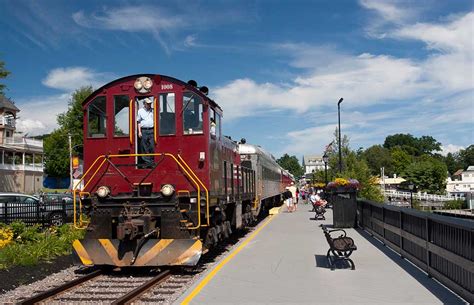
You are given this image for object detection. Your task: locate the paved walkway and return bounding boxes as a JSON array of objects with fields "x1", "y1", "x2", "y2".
[{"x1": 176, "y1": 203, "x2": 466, "y2": 304}]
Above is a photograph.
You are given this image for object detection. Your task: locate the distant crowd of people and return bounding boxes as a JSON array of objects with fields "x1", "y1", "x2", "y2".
[{"x1": 283, "y1": 183, "x2": 327, "y2": 213}]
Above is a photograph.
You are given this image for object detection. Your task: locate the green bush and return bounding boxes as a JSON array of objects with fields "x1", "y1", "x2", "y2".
[
  {"x1": 0, "y1": 223, "x2": 85, "y2": 269},
  {"x1": 443, "y1": 200, "x2": 466, "y2": 210}
]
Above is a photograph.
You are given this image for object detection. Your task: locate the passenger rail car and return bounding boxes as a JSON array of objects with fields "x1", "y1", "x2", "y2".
[{"x1": 72, "y1": 74, "x2": 293, "y2": 268}]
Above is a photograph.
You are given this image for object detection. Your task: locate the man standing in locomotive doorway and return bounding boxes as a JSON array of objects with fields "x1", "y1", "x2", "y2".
[{"x1": 137, "y1": 97, "x2": 155, "y2": 168}]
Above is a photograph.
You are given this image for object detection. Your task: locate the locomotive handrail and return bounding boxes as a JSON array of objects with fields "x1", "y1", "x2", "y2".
[
  {"x1": 129, "y1": 99, "x2": 133, "y2": 145},
  {"x1": 72, "y1": 152, "x2": 205, "y2": 229},
  {"x1": 73, "y1": 156, "x2": 108, "y2": 228},
  {"x1": 177, "y1": 154, "x2": 210, "y2": 226}
]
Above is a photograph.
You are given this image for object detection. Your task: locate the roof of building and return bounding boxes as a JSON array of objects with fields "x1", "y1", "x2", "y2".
[
  {"x1": 466, "y1": 166, "x2": 474, "y2": 171},
  {"x1": 303, "y1": 155, "x2": 323, "y2": 165},
  {"x1": 453, "y1": 169, "x2": 464, "y2": 176},
  {"x1": 375, "y1": 177, "x2": 406, "y2": 185},
  {"x1": 0, "y1": 95, "x2": 20, "y2": 112}
]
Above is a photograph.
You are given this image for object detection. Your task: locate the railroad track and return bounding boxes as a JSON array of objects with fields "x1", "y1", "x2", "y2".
[{"x1": 17, "y1": 268, "x2": 194, "y2": 304}]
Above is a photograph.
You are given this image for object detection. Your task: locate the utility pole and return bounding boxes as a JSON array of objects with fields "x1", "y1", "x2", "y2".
[
  {"x1": 337, "y1": 98, "x2": 343, "y2": 173},
  {"x1": 68, "y1": 133, "x2": 73, "y2": 191}
]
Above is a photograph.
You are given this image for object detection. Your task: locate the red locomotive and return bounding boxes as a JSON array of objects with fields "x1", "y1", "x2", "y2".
[{"x1": 72, "y1": 74, "x2": 294, "y2": 267}]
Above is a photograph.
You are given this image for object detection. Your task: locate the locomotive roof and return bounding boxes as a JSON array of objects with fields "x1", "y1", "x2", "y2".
[
  {"x1": 239, "y1": 143, "x2": 276, "y2": 161},
  {"x1": 82, "y1": 74, "x2": 223, "y2": 112}
]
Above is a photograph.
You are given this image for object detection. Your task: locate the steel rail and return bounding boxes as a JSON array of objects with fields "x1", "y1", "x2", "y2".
[
  {"x1": 111, "y1": 269, "x2": 171, "y2": 305},
  {"x1": 18, "y1": 269, "x2": 103, "y2": 305}
]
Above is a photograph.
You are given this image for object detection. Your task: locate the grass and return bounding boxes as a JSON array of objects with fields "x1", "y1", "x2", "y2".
[{"x1": 0, "y1": 222, "x2": 85, "y2": 269}]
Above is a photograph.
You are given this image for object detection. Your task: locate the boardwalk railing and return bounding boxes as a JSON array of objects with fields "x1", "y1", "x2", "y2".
[
  {"x1": 357, "y1": 200, "x2": 473, "y2": 303},
  {"x1": 384, "y1": 190, "x2": 463, "y2": 202}
]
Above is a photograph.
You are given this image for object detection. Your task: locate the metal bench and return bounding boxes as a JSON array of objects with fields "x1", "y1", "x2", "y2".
[{"x1": 321, "y1": 225, "x2": 357, "y2": 270}]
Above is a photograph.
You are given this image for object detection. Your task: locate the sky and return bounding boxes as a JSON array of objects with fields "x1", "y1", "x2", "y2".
[{"x1": 0, "y1": 0, "x2": 473, "y2": 159}]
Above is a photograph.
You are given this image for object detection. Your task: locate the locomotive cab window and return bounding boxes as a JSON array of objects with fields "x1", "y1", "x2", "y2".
[
  {"x1": 87, "y1": 96, "x2": 107, "y2": 138},
  {"x1": 114, "y1": 95, "x2": 130, "y2": 136},
  {"x1": 183, "y1": 92, "x2": 203, "y2": 135},
  {"x1": 159, "y1": 93, "x2": 176, "y2": 135}
]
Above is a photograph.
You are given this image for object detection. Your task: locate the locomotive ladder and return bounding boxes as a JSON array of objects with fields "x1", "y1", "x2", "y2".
[{"x1": 72, "y1": 152, "x2": 209, "y2": 230}]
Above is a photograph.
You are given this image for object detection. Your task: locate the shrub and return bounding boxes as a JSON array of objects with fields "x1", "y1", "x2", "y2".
[
  {"x1": 0, "y1": 223, "x2": 85, "y2": 269},
  {"x1": 443, "y1": 200, "x2": 467, "y2": 210}
]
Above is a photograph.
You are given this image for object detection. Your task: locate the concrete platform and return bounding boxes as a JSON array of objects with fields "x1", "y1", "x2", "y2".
[{"x1": 176, "y1": 204, "x2": 467, "y2": 304}]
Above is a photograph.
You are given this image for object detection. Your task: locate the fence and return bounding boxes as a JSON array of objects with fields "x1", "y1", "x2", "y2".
[
  {"x1": 357, "y1": 200, "x2": 473, "y2": 303},
  {"x1": 0, "y1": 201, "x2": 72, "y2": 227}
]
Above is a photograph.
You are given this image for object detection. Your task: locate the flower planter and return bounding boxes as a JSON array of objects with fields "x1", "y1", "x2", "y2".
[{"x1": 331, "y1": 190, "x2": 357, "y2": 228}]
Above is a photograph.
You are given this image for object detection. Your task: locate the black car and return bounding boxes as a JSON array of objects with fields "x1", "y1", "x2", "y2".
[{"x1": 0, "y1": 193, "x2": 70, "y2": 226}]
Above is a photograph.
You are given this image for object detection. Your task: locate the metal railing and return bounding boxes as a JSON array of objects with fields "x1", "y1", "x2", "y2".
[
  {"x1": 0, "y1": 200, "x2": 72, "y2": 227},
  {"x1": 384, "y1": 190, "x2": 462, "y2": 202},
  {"x1": 357, "y1": 200, "x2": 473, "y2": 303}
]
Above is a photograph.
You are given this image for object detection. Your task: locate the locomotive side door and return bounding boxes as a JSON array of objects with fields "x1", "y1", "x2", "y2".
[{"x1": 133, "y1": 96, "x2": 156, "y2": 168}]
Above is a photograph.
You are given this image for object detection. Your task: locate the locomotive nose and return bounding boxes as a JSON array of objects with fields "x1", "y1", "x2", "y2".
[{"x1": 73, "y1": 238, "x2": 202, "y2": 267}]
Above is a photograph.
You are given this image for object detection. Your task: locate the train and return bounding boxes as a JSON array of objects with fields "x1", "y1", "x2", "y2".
[{"x1": 72, "y1": 74, "x2": 294, "y2": 267}]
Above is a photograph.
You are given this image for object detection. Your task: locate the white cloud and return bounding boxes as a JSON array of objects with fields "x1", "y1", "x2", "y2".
[
  {"x1": 42, "y1": 67, "x2": 112, "y2": 92},
  {"x1": 214, "y1": 10, "x2": 473, "y2": 155},
  {"x1": 15, "y1": 93, "x2": 71, "y2": 136},
  {"x1": 72, "y1": 6, "x2": 186, "y2": 53},
  {"x1": 359, "y1": 0, "x2": 415, "y2": 23},
  {"x1": 441, "y1": 144, "x2": 465, "y2": 156}
]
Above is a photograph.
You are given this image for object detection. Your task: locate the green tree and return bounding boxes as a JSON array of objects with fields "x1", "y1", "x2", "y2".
[
  {"x1": 458, "y1": 145, "x2": 474, "y2": 170},
  {"x1": 0, "y1": 59, "x2": 11, "y2": 94},
  {"x1": 277, "y1": 154, "x2": 303, "y2": 178},
  {"x1": 43, "y1": 86, "x2": 93, "y2": 177},
  {"x1": 417, "y1": 135, "x2": 441, "y2": 155},
  {"x1": 384, "y1": 133, "x2": 418, "y2": 155},
  {"x1": 343, "y1": 151, "x2": 384, "y2": 202},
  {"x1": 362, "y1": 145, "x2": 393, "y2": 176},
  {"x1": 402, "y1": 157, "x2": 448, "y2": 194},
  {"x1": 391, "y1": 147, "x2": 412, "y2": 175}
]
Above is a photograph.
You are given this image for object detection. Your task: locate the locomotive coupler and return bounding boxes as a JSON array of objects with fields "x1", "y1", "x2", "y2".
[
  {"x1": 117, "y1": 203, "x2": 153, "y2": 240},
  {"x1": 130, "y1": 228, "x2": 159, "y2": 265}
]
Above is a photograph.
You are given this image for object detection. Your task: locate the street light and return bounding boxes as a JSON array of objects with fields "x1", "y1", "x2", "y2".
[
  {"x1": 322, "y1": 152, "x2": 329, "y2": 185},
  {"x1": 337, "y1": 98, "x2": 344, "y2": 173},
  {"x1": 408, "y1": 182, "x2": 415, "y2": 209}
]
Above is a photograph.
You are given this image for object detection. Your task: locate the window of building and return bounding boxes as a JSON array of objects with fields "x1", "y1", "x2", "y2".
[
  {"x1": 114, "y1": 95, "x2": 130, "y2": 136},
  {"x1": 34, "y1": 154, "x2": 42, "y2": 166},
  {"x1": 25, "y1": 153, "x2": 33, "y2": 165},
  {"x1": 0, "y1": 149, "x2": 3, "y2": 164},
  {"x1": 87, "y1": 96, "x2": 107, "y2": 137},
  {"x1": 4, "y1": 151, "x2": 14, "y2": 165},
  {"x1": 159, "y1": 93, "x2": 176, "y2": 135},
  {"x1": 182, "y1": 92, "x2": 203, "y2": 135}
]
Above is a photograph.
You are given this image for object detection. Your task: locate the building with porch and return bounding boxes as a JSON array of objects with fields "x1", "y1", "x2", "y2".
[{"x1": 0, "y1": 96, "x2": 43, "y2": 193}]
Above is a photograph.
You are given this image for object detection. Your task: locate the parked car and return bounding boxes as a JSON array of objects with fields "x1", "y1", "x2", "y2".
[
  {"x1": 40, "y1": 193, "x2": 74, "y2": 204},
  {"x1": 0, "y1": 193, "x2": 70, "y2": 226}
]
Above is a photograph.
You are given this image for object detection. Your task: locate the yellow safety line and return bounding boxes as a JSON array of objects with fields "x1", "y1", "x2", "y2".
[
  {"x1": 177, "y1": 154, "x2": 210, "y2": 226},
  {"x1": 180, "y1": 215, "x2": 277, "y2": 305}
]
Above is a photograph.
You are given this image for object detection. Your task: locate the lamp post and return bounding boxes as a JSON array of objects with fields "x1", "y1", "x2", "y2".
[
  {"x1": 322, "y1": 152, "x2": 329, "y2": 186},
  {"x1": 337, "y1": 98, "x2": 343, "y2": 173},
  {"x1": 408, "y1": 182, "x2": 414, "y2": 209}
]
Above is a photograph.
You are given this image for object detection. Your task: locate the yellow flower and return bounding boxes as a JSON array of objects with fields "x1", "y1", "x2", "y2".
[
  {"x1": 334, "y1": 178, "x2": 349, "y2": 186},
  {"x1": 0, "y1": 227, "x2": 14, "y2": 249}
]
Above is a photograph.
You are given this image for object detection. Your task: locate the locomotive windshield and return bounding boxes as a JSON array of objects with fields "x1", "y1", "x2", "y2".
[
  {"x1": 87, "y1": 96, "x2": 107, "y2": 138},
  {"x1": 183, "y1": 92, "x2": 203, "y2": 135},
  {"x1": 159, "y1": 92, "x2": 176, "y2": 135}
]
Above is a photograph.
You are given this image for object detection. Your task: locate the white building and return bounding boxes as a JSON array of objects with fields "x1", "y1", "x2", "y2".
[
  {"x1": 302, "y1": 155, "x2": 326, "y2": 175},
  {"x1": 0, "y1": 96, "x2": 44, "y2": 193},
  {"x1": 446, "y1": 166, "x2": 474, "y2": 195}
]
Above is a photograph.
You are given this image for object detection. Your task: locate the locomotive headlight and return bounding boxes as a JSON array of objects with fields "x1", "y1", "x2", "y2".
[
  {"x1": 97, "y1": 186, "x2": 110, "y2": 198},
  {"x1": 161, "y1": 184, "x2": 175, "y2": 197},
  {"x1": 143, "y1": 78, "x2": 153, "y2": 89},
  {"x1": 134, "y1": 79, "x2": 143, "y2": 90}
]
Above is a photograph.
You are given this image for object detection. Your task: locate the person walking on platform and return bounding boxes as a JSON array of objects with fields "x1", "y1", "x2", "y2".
[
  {"x1": 288, "y1": 182, "x2": 297, "y2": 212},
  {"x1": 284, "y1": 187, "x2": 293, "y2": 212}
]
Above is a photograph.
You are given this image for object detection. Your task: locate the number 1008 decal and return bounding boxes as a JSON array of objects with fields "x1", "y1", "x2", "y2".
[{"x1": 161, "y1": 84, "x2": 173, "y2": 90}]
